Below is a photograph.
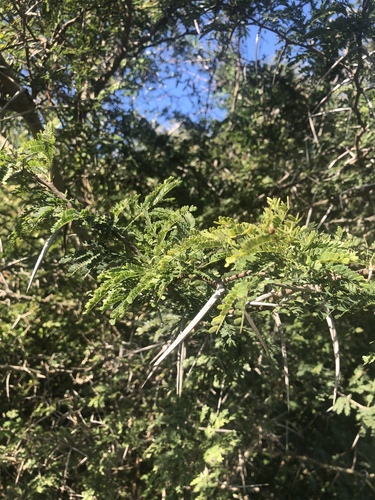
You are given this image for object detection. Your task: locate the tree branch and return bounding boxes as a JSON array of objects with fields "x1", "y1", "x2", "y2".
[{"x1": 0, "y1": 52, "x2": 43, "y2": 137}]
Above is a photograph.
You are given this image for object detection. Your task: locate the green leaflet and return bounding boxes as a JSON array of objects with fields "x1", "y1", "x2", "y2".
[
  {"x1": 143, "y1": 176, "x2": 181, "y2": 208},
  {"x1": 111, "y1": 194, "x2": 140, "y2": 223},
  {"x1": 209, "y1": 280, "x2": 249, "y2": 334},
  {"x1": 0, "y1": 120, "x2": 58, "y2": 183},
  {"x1": 332, "y1": 396, "x2": 352, "y2": 417},
  {"x1": 50, "y1": 208, "x2": 82, "y2": 232},
  {"x1": 86, "y1": 264, "x2": 145, "y2": 312},
  {"x1": 225, "y1": 233, "x2": 275, "y2": 266}
]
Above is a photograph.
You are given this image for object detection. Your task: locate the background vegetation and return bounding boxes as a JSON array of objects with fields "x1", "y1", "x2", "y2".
[{"x1": 0, "y1": 1, "x2": 374, "y2": 498}]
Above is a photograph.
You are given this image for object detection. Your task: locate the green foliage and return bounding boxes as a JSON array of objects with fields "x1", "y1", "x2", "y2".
[
  {"x1": 80, "y1": 192, "x2": 374, "y2": 332},
  {"x1": 1, "y1": 1, "x2": 375, "y2": 498},
  {"x1": 0, "y1": 121, "x2": 57, "y2": 184},
  {"x1": 2, "y1": 130, "x2": 375, "y2": 497}
]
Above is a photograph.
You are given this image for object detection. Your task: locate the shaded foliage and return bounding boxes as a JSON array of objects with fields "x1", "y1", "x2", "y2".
[{"x1": 0, "y1": 1, "x2": 375, "y2": 499}]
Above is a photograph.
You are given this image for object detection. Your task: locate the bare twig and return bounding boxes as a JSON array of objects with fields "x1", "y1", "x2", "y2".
[{"x1": 282, "y1": 452, "x2": 375, "y2": 481}]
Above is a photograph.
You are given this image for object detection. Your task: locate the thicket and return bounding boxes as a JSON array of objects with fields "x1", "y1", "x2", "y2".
[{"x1": 0, "y1": 1, "x2": 374, "y2": 498}]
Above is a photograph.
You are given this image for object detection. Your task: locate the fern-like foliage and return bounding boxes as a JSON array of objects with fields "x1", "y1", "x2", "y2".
[
  {"x1": 0, "y1": 120, "x2": 57, "y2": 184},
  {"x1": 81, "y1": 191, "x2": 375, "y2": 404},
  {"x1": 82, "y1": 191, "x2": 375, "y2": 324},
  {"x1": 7, "y1": 148, "x2": 375, "y2": 404}
]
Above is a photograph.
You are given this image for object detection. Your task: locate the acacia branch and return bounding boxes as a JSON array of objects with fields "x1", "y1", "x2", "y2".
[
  {"x1": 284, "y1": 452, "x2": 375, "y2": 480},
  {"x1": 0, "y1": 52, "x2": 43, "y2": 137}
]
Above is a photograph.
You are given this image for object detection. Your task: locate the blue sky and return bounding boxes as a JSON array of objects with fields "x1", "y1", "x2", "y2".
[{"x1": 129, "y1": 26, "x2": 280, "y2": 126}]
